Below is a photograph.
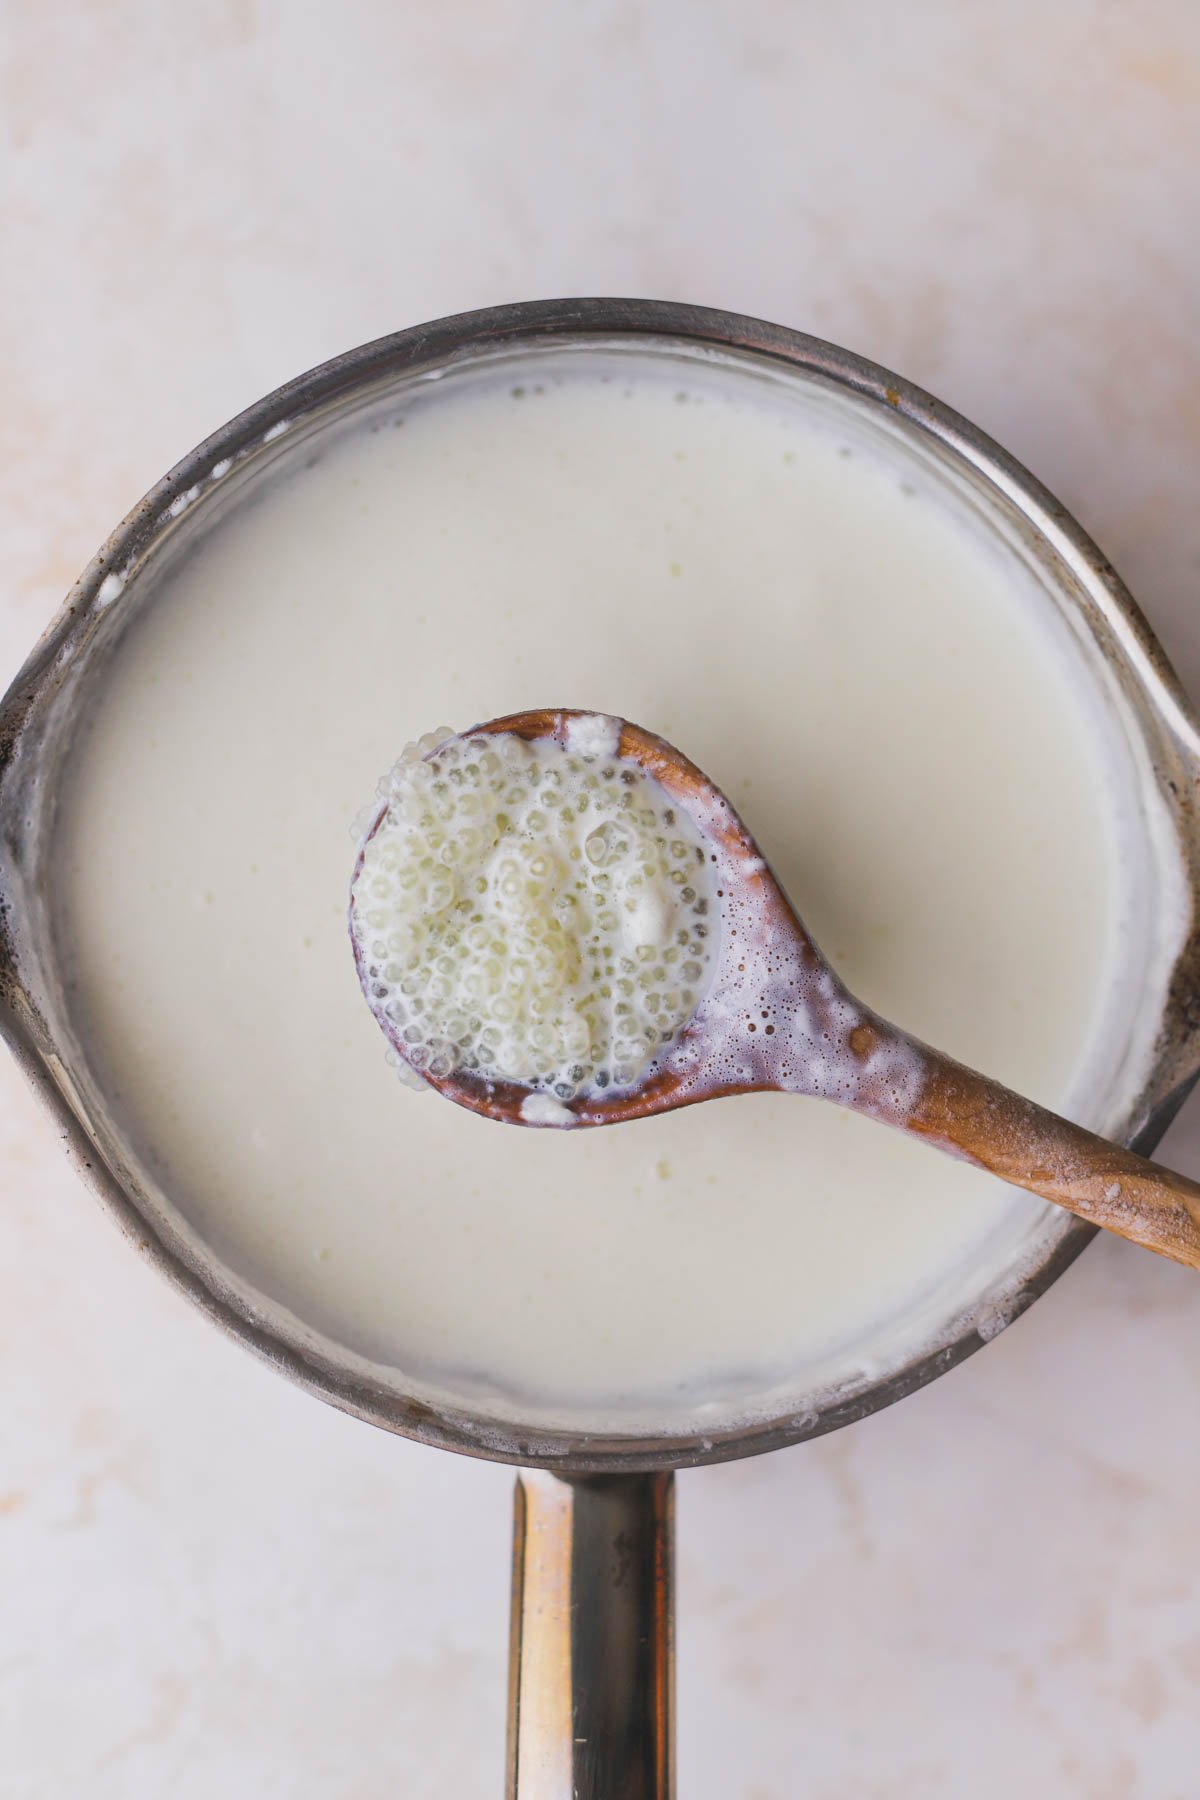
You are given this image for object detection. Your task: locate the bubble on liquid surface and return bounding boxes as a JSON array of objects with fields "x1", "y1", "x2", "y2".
[{"x1": 349, "y1": 721, "x2": 716, "y2": 1098}]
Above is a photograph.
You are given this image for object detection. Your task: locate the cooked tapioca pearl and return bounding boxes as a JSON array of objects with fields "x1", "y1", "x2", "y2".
[{"x1": 350, "y1": 718, "x2": 717, "y2": 1097}]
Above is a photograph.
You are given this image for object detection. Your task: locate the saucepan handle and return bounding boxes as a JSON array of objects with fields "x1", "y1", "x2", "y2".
[{"x1": 506, "y1": 1469, "x2": 675, "y2": 1799}]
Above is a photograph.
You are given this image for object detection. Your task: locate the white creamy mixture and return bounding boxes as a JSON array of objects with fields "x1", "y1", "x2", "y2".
[
  {"x1": 55, "y1": 352, "x2": 1152, "y2": 1429},
  {"x1": 350, "y1": 724, "x2": 715, "y2": 1099}
]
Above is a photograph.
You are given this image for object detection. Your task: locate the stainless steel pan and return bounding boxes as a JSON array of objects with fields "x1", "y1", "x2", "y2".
[{"x1": 3, "y1": 301, "x2": 1197, "y2": 1797}]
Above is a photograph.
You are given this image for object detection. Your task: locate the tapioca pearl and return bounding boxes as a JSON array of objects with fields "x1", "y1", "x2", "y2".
[{"x1": 351, "y1": 721, "x2": 718, "y2": 1095}]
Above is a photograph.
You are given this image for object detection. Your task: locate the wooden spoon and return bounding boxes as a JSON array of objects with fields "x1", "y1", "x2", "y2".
[{"x1": 354, "y1": 708, "x2": 1200, "y2": 1272}]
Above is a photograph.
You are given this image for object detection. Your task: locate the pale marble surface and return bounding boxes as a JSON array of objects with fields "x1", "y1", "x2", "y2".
[{"x1": 2, "y1": 4, "x2": 1199, "y2": 1795}]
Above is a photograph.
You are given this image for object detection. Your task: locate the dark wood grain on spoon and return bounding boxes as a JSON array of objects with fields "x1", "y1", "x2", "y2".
[{"x1": 352, "y1": 708, "x2": 1200, "y2": 1273}]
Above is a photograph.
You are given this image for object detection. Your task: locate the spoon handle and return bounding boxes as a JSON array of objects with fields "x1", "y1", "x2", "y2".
[{"x1": 897, "y1": 1044, "x2": 1200, "y2": 1271}]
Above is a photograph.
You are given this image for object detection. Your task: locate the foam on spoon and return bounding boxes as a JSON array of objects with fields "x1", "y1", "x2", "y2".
[{"x1": 350, "y1": 717, "x2": 716, "y2": 1105}]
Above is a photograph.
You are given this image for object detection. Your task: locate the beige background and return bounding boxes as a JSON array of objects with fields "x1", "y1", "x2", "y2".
[{"x1": 2, "y1": 3, "x2": 1199, "y2": 1795}]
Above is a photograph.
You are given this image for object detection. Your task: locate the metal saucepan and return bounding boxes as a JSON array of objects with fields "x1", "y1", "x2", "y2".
[{"x1": 2, "y1": 301, "x2": 1198, "y2": 1797}]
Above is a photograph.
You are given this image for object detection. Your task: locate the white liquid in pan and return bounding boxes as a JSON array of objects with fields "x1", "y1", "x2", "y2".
[{"x1": 55, "y1": 352, "x2": 1166, "y2": 1431}]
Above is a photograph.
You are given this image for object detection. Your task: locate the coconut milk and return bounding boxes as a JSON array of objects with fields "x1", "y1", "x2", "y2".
[{"x1": 53, "y1": 351, "x2": 1157, "y2": 1429}]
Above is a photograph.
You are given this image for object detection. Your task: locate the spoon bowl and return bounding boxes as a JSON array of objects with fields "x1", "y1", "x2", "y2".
[{"x1": 353, "y1": 706, "x2": 846, "y2": 1128}]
